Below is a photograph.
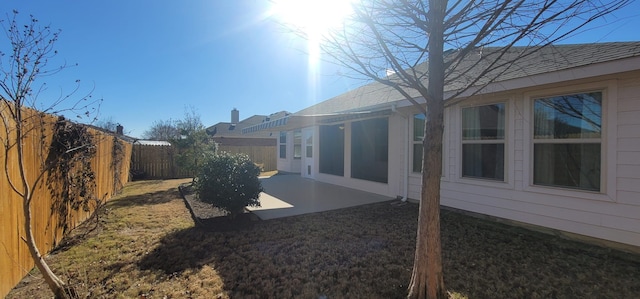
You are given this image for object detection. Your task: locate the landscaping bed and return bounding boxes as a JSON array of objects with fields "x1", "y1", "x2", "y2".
[
  {"x1": 7, "y1": 179, "x2": 640, "y2": 298},
  {"x1": 179, "y1": 183, "x2": 259, "y2": 231}
]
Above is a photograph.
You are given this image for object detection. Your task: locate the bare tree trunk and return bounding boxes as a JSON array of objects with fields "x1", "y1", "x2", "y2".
[
  {"x1": 14, "y1": 110, "x2": 70, "y2": 299},
  {"x1": 408, "y1": 0, "x2": 447, "y2": 298},
  {"x1": 408, "y1": 102, "x2": 446, "y2": 299},
  {"x1": 23, "y1": 199, "x2": 70, "y2": 299}
]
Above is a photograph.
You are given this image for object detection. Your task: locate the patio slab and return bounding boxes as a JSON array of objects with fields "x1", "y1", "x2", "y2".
[{"x1": 247, "y1": 174, "x2": 394, "y2": 220}]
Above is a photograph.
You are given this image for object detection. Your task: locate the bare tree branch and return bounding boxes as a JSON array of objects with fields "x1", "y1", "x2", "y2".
[{"x1": 0, "y1": 11, "x2": 101, "y2": 298}]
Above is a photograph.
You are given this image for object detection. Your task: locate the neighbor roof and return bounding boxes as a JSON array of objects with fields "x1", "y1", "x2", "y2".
[{"x1": 207, "y1": 111, "x2": 289, "y2": 138}]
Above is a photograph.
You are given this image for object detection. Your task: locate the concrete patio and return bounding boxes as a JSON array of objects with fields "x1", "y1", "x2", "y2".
[{"x1": 247, "y1": 173, "x2": 395, "y2": 220}]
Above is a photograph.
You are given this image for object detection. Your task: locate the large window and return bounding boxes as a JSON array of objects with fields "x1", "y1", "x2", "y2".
[
  {"x1": 533, "y1": 92, "x2": 602, "y2": 191},
  {"x1": 279, "y1": 131, "x2": 287, "y2": 159},
  {"x1": 319, "y1": 124, "x2": 344, "y2": 176},
  {"x1": 351, "y1": 118, "x2": 388, "y2": 183},
  {"x1": 413, "y1": 114, "x2": 425, "y2": 173},
  {"x1": 461, "y1": 103, "x2": 505, "y2": 180},
  {"x1": 293, "y1": 130, "x2": 302, "y2": 159}
]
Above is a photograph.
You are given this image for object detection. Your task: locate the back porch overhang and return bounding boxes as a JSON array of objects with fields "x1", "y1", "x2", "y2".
[{"x1": 241, "y1": 109, "x2": 393, "y2": 134}]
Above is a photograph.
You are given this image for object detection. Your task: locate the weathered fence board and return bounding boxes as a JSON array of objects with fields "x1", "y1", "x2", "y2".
[
  {"x1": 1, "y1": 103, "x2": 132, "y2": 298},
  {"x1": 130, "y1": 144, "x2": 193, "y2": 179},
  {"x1": 130, "y1": 143, "x2": 277, "y2": 180}
]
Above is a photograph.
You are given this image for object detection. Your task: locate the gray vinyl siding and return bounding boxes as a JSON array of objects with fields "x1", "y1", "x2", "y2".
[{"x1": 406, "y1": 72, "x2": 640, "y2": 248}]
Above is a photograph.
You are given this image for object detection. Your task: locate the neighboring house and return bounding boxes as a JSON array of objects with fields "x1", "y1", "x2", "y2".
[
  {"x1": 207, "y1": 108, "x2": 289, "y2": 145},
  {"x1": 207, "y1": 109, "x2": 290, "y2": 171},
  {"x1": 243, "y1": 42, "x2": 640, "y2": 250}
]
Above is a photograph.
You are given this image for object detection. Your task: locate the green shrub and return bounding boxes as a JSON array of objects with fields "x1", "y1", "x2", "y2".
[{"x1": 194, "y1": 152, "x2": 263, "y2": 217}]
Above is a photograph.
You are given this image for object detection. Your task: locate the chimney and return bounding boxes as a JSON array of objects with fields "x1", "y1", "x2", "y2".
[
  {"x1": 116, "y1": 124, "x2": 123, "y2": 135},
  {"x1": 231, "y1": 108, "x2": 239, "y2": 124}
]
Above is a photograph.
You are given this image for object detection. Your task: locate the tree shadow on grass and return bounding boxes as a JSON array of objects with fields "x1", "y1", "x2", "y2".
[
  {"x1": 439, "y1": 209, "x2": 640, "y2": 298},
  {"x1": 137, "y1": 202, "x2": 417, "y2": 298},
  {"x1": 137, "y1": 215, "x2": 261, "y2": 274},
  {"x1": 106, "y1": 189, "x2": 179, "y2": 208},
  {"x1": 51, "y1": 188, "x2": 181, "y2": 255},
  {"x1": 137, "y1": 226, "x2": 217, "y2": 274},
  {"x1": 137, "y1": 202, "x2": 640, "y2": 299}
]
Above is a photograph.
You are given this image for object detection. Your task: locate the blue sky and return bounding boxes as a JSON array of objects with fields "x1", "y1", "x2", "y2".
[{"x1": 1, "y1": 1, "x2": 639, "y2": 138}]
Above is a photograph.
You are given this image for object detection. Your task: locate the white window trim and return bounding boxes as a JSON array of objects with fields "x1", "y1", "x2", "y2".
[
  {"x1": 454, "y1": 99, "x2": 515, "y2": 190},
  {"x1": 410, "y1": 113, "x2": 425, "y2": 175},
  {"x1": 522, "y1": 81, "x2": 617, "y2": 202},
  {"x1": 293, "y1": 130, "x2": 302, "y2": 160},
  {"x1": 442, "y1": 107, "x2": 450, "y2": 181},
  {"x1": 278, "y1": 131, "x2": 287, "y2": 160},
  {"x1": 409, "y1": 112, "x2": 449, "y2": 179}
]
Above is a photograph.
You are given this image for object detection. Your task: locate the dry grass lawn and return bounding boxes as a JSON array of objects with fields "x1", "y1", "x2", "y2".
[{"x1": 7, "y1": 178, "x2": 640, "y2": 298}]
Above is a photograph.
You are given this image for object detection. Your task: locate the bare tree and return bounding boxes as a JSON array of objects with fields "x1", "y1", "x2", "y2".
[
  {"x1": 285, "y1": 0, "x2": 629, "y2": 298},
  {"x1": 142, "y1": 119, "x2": 179, "y2": 140},
  {"x1": 142, "y1": 106, "x2": 202, "y2": 141},
  {"x1": 95, "y1": 116, "x2": 119, "y2": 132},
  {"x1": 176, "y1": 105, "x2": 205, "y2": 134},
  {"x1": 0, "y1": 11, "x2": 99, "y2": 298},
  {"x1": 142, "y1": 108, "x2": 216, "y2": 177}
]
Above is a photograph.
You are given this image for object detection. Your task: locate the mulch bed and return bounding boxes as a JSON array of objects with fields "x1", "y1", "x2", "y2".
[{"x1": 179, "y1": 183, "x2": 259, "y2": 231}]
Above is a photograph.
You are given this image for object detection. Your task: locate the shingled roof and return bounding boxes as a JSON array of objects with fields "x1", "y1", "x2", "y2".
[
  {"x1": 207, "y1": 111, "x2": 290, "y2": 138},
  {"x1": 295, "y1": 42, "x2": 640, "y2": 116},
  {"x1": 240, "y1": 42, "x2": 640, "y2": 133}
]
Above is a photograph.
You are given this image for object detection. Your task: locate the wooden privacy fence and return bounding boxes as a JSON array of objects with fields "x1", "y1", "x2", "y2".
[
  {"x1": 130, "y1": 144, "x2": 277, "y2": 180},
  {"x1": 0, "y1": 104, "x2": 132, "y2": 298},
  {"x1": 130, "y1": 143, "x2": 193, "y2": 179}
]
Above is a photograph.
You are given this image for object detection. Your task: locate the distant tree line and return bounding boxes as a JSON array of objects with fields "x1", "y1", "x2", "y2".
[{"x1": 142, "y1": 107, "x2": 217, "y2": 177}]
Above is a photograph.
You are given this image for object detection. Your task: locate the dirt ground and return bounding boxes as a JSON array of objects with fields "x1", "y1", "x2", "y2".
[{"x1": 8, "y1": 179, "x2": 640, "y2": 298}]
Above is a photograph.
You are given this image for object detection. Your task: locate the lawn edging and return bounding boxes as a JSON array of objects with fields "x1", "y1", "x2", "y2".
[
  {"x1": 178, "y1": 183, "x2": 205, "y2": 228},
  {"x1": 178, "y1": 182, "x2": 260, "y2": 231}
]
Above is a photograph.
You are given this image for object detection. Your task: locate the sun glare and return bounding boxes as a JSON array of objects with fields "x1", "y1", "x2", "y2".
[
  {"x1": 270, "y1": 0, "x2": 355, "y2": 39},
  {"x1": 268, "y1": 0, "x2": 356, "y2": 105},
  {"x1": 270, "y1": 0, "x2": 356, "y2": 65}
]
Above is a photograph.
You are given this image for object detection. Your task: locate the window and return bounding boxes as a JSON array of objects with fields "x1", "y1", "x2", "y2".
[
  {"x1": 413, "y1": 114, "x2": 425, "y2": 173},
  {"x1": 461, "y1": 103, "x2": 505, "y2": 180},
  {"x1": 279, "y1": 131, "x2": 287, "y2": 159},
  {"x1": 351, "y1": 118, "x2": 388, "y2": 183},
  {"x1": 533, "y1": 92, "x2": 601, "y2": 191},
  {"x1": 293, "y1": 130, "x2": 302, "y2": 159},
  {"x1": 306, "y1": 134, "x2": 313, "y2": 158},
  {"x1": 319, "y1": 124, "x2": 344, "y2": 176}
]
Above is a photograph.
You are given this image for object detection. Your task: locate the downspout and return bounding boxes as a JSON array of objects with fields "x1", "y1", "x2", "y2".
[{"x1": 391, "y1": 104, "x2": 410, "y2": 202}]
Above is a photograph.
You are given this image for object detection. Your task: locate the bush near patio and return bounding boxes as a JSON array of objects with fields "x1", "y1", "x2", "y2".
[{"x1": 194, "y1": 152, "x2": 263, "y2": 218}]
